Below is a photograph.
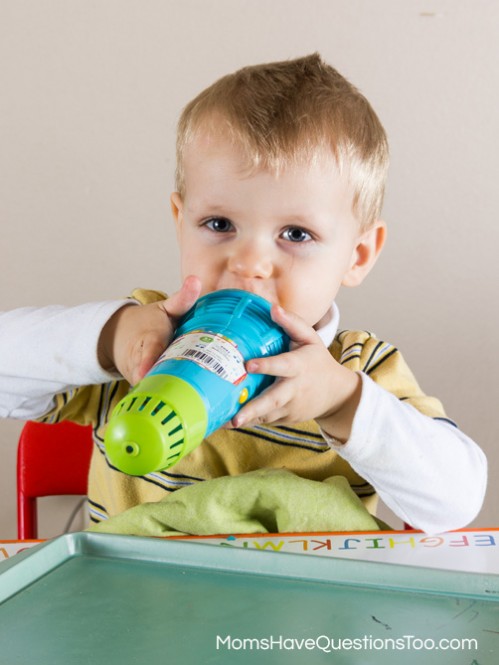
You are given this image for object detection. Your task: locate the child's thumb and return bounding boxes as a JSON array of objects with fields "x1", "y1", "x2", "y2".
[{"x1": 162, "y1": 275, "x2": 202, "y2": 319}]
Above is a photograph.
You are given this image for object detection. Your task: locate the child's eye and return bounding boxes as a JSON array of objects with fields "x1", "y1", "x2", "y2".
[
  {"x1": 203, "y1": 217, "x2": 233, "y2": 233},
  {"x1": 281, "y1": 227, "x2": 313, "y2": 243}
]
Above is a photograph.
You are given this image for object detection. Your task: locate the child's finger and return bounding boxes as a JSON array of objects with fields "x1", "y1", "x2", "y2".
[
  {"x1": 233, "y1": 381, "x2": 291, "y2": 427},
  {"x1": 270, "y1": 305, "x2": 320, "y2": 346},
  {"x1": 134, "y1": 336, "x2": 167, "y2": 384},
  {"x1": 162, "y1": 275, "x2": 202, "y2": 320},
  {"x1": 124, "y1": 277, "x2": 202, "y2": 385},
  {"x1": 246, "y1": 351, "x2": 299, "y2": 378}
]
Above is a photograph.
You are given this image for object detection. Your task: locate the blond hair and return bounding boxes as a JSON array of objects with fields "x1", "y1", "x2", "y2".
[{"x1": 175, "y1": 53, "x2": 389, "y2": 229}]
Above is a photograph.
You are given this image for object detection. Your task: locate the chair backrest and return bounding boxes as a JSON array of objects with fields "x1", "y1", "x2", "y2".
[
  {"x1": 16, "y1": 421, "x2": 93, "y2": 539},
  {"x1": 16, "y1": 420, "x2": 412, "y2": 538}
]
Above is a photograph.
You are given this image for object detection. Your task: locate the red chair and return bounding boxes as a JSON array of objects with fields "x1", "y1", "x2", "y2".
[
  {"x1": 16, "y1": 420, "x2": 411, "y2": 538},
  {"x1": 16, "y1": 421, "x2": 93, "y2": 539}
]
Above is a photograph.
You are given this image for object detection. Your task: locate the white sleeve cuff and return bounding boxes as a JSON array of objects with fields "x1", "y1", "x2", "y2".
[
  {"x1": 320, "y1": 372, "x2": 487, "y2": 534},
  {"x1": 0, "y1": 300, "x2": 135, "y2": 419}
]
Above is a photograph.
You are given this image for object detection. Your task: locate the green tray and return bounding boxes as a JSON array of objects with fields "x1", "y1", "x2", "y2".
[{"x1": 0, "y1": 532, "x2": 498, "y2": 664}]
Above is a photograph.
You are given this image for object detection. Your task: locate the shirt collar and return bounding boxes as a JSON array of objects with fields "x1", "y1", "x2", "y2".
[{"x1": 314, "y1": 302, "x2": 340, "y2": 347}]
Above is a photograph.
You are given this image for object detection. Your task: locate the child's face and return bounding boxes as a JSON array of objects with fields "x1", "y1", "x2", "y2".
[{"x1": 171, "y1": 133, "x2": 381, "y2": 329}]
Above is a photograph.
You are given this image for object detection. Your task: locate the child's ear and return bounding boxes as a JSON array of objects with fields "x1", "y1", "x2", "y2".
[
  {"x1": 170, "y1": 192, "x2": 184, "y2": 235},
  {"x1": 341, "y1": 220, "x2": 387, "y2": 288}
]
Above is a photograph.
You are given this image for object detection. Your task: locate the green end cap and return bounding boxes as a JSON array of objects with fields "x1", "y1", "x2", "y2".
[{"x1": 104, "y1": 374, "x2": 208, "y2": 476}]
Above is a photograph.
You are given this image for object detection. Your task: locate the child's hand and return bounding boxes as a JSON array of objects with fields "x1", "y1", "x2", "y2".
[
  {"x1": 230, "y1": 305, "x2": 362, "y2": 443},
  {"x1": 98, "y1": 276, "x2": 202, "y2": 385}
]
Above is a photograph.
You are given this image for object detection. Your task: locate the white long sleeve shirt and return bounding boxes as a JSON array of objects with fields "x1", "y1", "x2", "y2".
[
  {"x1": 0, "y1": 302, "x2": 127, "y2": 419},
  {"x1": 0, "y1": 299, "x2": 487, "y2": 534}
]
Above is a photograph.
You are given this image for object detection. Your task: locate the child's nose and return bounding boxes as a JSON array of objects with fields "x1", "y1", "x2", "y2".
[{"x1": 227, "y1": 242, "x2": 274, "y2": 279}]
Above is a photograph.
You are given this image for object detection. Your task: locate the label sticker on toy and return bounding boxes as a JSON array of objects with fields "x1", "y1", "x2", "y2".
[{"x1": 156, "y1": 331, "x2": 247, "y2": 384}]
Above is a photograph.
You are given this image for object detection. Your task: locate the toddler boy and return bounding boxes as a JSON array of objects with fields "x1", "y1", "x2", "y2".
[{"x1": 0, "y1": 54, "x2": 486, "y2": 533}]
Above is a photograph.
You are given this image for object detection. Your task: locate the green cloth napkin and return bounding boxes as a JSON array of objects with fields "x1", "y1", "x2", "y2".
[{"x1": 88, "y1": 469, "x2": 384, "y2": 536}]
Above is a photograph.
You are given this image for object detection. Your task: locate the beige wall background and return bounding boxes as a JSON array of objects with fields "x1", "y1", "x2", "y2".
[{"x1": 1, "y1": 0, "x2": 498, "y2": 538}]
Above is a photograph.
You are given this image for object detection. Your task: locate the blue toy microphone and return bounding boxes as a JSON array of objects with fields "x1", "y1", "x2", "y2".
[{"x1": 104, "y1": 289, "x2": 290, "y2": 475}]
